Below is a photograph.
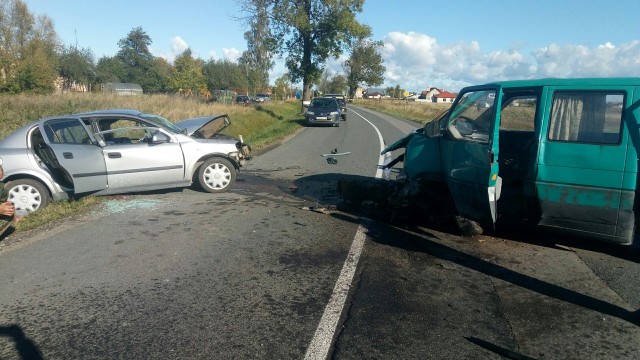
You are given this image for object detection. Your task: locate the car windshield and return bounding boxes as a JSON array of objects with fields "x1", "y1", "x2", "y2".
[
  {"x1": 139, "y1": 113, "x2": 183, "y2": 134},
  {"x1": 310, "y1": 98, "x2": 337, "y2": 108}
]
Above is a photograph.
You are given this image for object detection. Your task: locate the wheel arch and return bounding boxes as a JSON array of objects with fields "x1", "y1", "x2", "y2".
[{"x1": 3, "y1": 172, "x2": 57, "y2": 200}]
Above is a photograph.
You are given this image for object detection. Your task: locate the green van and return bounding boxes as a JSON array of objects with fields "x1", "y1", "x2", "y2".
[{"x1": 383, "y1": 78, "x2": 640, "y2": 246}]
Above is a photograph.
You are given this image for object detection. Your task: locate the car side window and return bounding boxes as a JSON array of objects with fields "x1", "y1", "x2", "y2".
[
  {"x1": 98, "y1": 118, "x2": 157, "y2": 145},
  {"x1": 548, "y1": 91, "x2": 623, "y2": 144},
  {"x1": 43, "y1": 118, "x2": 92, "y2": 145}
]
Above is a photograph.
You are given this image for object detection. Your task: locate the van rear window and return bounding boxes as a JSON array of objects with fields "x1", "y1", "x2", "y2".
[{"x1": 548, "y1": 91, "x2": 623, "y2": 144}]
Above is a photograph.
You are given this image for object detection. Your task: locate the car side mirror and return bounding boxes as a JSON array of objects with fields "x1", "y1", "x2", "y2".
[{"x1": 151, "y1": 132, "x2": 170, "y2": 144}]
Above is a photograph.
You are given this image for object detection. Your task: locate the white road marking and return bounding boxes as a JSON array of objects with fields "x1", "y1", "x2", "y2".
[{"x1": 304, "y1": 108, "x2": 385, "y2": 360}]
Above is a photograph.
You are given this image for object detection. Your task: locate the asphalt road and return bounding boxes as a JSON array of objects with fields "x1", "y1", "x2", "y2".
[{"x1": 1, "y1": 105, "x2": 639, "y2": 359}]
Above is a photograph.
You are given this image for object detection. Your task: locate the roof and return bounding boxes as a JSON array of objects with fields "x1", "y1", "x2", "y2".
[
  {"x1": 435, "y1": 91, "x2": 456, "y2": 99},
  {"x1": 481, "y1": 77, "x2": 640, "y2": 89}
]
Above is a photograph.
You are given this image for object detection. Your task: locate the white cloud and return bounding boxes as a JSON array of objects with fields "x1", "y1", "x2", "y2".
[
  {"x1": 171, "y1": 36, "x2": 188, "y2": 54},
  {"x1": 380, "y1": 31, "x2": 640, "y2": 92},
  {"x1": 223, "y1": 48, "x2": 241, "y2": 62}
]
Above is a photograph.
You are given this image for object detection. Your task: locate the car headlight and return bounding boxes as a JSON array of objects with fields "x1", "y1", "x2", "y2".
[
  {"x1": 306, "y1": 111, "x2": 315, "y2": 116},
  {"x1": 330, "y1": 111, "x2": 339, "y2": 116}
]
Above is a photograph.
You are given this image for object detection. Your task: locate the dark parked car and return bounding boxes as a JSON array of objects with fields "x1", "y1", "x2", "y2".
[
  {"x1": 305, "y1": 97, "x2": 341, "y2": 127},
  {"x1": 236, "y1": 95, "x2": 251, "y2": 105},
  {"x1": 326, "y1": 94, "x2": 347, "y2": 120}
]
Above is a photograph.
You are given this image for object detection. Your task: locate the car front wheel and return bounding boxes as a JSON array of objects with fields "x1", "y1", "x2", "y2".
[
  {"x1": 197, "y1": 158, "x2": 236, "y2": 193},
  {"x1": 5, "y1": 178, "x2": 50, "y2": 213}
]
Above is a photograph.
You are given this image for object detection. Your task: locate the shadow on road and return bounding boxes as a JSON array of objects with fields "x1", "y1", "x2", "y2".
[
  {"x1": 0, "y1": 324, "x2": 44, "y2": 360},
  {"x1": 364, "y1": 223, "x2": 640, "y2": 327}
]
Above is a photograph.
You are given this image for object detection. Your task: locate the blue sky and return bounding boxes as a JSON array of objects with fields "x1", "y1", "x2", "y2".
[{"x1": 23, "y1": 0, "x2": 640, "y2": 91}]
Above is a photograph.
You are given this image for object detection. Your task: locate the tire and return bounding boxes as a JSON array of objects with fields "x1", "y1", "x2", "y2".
[
  {"x1": 454, "y1": 215, "x2": 484, "y2": 236},
  {"x1": 197, "y1": 158, "x2": 236, "y2": 193},
  {"x1": 5, "y1": 178, "x2": 50, "y2": 213}
]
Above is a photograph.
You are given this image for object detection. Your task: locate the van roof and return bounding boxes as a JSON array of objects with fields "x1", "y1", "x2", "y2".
[{"x1": 482, "y1": 77, "x2": 640, "y2": 89}]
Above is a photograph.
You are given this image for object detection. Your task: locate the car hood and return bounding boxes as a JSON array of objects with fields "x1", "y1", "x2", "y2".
[{"x1": 175, "y1": 115, "x2": 230, "y2": 139}]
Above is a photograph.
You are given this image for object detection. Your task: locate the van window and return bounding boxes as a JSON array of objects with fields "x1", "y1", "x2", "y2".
[
  {"x1": 500, "y1": 95, "x2": 537, "y2": 131},
  {"x1": 447, "y1": 89, "x2": 496, "y2": 143},
  {"x1": 548, "y1": 91, "x2": 623, "y2": 144}
]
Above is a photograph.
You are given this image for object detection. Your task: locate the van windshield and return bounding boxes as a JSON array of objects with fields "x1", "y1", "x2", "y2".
[{"x1": 447, "y1": 89, "x2": 496, "y2": 143}]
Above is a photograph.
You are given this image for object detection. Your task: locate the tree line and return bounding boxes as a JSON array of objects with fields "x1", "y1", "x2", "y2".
[{"x1": 1, "y1": 0, "x2": 386, "y2": 99}]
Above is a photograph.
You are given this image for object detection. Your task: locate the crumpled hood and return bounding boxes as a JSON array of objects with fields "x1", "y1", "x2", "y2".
[{"x1": 176, "y1": 114, "x2": 230, "y2": 139}]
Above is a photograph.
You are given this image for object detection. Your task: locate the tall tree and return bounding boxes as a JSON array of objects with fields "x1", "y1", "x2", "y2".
[
  {"x1": 240, "y1": 0, "x2": 274, "y2": 94},
  {"x1": 95, "y1": 56, "x2": 126, "y2": 84},
  {"x1": 58, "y1": 45, "x2": 96, "y2": 91},
  {"x1": 0, "y1": 0, "x2": 59, "y2": 93},
  {"x1": 344, "y1": 39, "x2": 385, "y2": 98},
  {"x1": 116, "y1": 27, "x2": 162, "y2": 92},
  {"x1": 203, "y1": 58, "x2": 245, "y2": 94},
  {"x1": 168, "y1": 48, "x2": 207, "y2": 96},
  {"x1": 273, "y1": 73, "x2": 291, "y2": 100},
  {"x1": 238, "y1": 0, "x2": 370, "y2": 104}
]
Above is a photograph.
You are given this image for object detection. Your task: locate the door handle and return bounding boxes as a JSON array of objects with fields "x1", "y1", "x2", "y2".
[
  {"x1": 108, "y1": 152, "x2": 122, "y2": 159},
  {"x1": 63, "y1": 152, "x2": 73, "y2": 159}
]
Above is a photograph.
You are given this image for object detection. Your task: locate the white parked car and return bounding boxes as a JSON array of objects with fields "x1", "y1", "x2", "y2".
[{"x1": 0, "y1": 109, "x2": 251, "y2": 212}]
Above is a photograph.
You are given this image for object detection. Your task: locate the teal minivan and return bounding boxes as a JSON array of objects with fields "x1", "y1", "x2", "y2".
[{"x1": 383, "y1": 78, "x2": 640, "y2": 246}]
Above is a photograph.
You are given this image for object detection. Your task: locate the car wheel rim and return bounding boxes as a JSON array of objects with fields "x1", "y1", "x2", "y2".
[
  {"x1": 8, "y1": 184, "x2": 42, "y2": 212},
  {"x1": 203, "y1": 163, "x2": 231, "y2": 190}
]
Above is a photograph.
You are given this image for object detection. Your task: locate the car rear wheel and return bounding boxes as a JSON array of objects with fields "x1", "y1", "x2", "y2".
[
  {"x1": 5, "y1": 178, "x2": 50, "y2": 213},
  {"x1": 197, "y1": 158, "x2": 236, "y2": 193}
]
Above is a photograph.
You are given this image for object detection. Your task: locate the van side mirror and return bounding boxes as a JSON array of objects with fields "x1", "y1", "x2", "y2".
[{"x1": 424, "y1": 120, "x2": 442, "y2": 138}]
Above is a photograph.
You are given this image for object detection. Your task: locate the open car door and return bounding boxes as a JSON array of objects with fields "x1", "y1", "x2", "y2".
[
  {"x1": 439, "y1": 85, "x2": 502, "y2": 226},
  {"x1": 39, "y1": 117, "x2": 108, "y2": 194}
]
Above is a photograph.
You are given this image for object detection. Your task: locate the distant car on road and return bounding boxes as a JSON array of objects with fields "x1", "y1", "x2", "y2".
[
  {"x1": 236, "y1": 95, "x2": 251, "y2": 105},
  {"x1": 305, "y1": 97, "x2": 341, "y2": 127},
  {"x1": 0, "y1": 109, "x2": 251, "y2": 213},
  {"x1": 254, "y1": 93, "x2": 271, "y2": 102},
  {"x1": 326, "y1": 94, "x2": 347, "y2": 120}
]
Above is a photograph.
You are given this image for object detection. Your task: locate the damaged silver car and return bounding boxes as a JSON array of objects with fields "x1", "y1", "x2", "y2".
[{"x1": 0, "y1": 109, "x2": 251, "y2": 213}]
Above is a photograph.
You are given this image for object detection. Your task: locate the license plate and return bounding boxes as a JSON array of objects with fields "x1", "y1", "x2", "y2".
[{"x1": 315, "y1": 116, "x2": 327, "y2": 120}]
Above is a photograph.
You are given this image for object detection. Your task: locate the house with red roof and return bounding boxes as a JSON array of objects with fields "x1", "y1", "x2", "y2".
[{"x1": 434, "y1": 90, "x2": 456, "y2": 103}]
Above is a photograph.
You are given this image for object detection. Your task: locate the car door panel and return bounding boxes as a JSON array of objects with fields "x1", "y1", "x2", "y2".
[
  {"x1": 40, "y1": 117, "x2": 108, "y2": 194},
  {"x1": 103, "y1": 138, "x2": 185, "y2": 190}
]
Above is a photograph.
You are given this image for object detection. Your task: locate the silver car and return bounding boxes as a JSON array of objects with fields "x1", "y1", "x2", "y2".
[{"x1": 0, "y1": 109, "x2": 251, "y2": 212}]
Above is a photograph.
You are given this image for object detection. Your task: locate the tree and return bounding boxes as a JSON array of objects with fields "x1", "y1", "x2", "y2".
[
  {"x1": 58, "y1": 45, "x2": 96, "y2": 91},
  {"x1": 238, "y1": 0, "x2": 370, "y2": 104},
  {"x1": 273, "y1": 73, "x2": 291, "y2": 100},
  {"x1": 168, "y1": 48, "x2": 207, "y2": 96},
  {"x1": 240, "y1": 0, "x2": 274, "y2": 94},
  {"x1": 95, "y1": 56, "x2": 126, "y2": 84},
  {"x1": 344, "y1": 39, "x2": 385, "y2": 98},
  {"x1": 326, "y1": 74, "x2": 347, "y2": 94},
  {"x1": 116, "y1": 27, "x2": 162, "y2": 92},
  {"x1": 0, "y1": 0, "x2": 59, "y2": 93},
  {"x1": 203, "y1": 58, "x2": 245, "y2": 95}
]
